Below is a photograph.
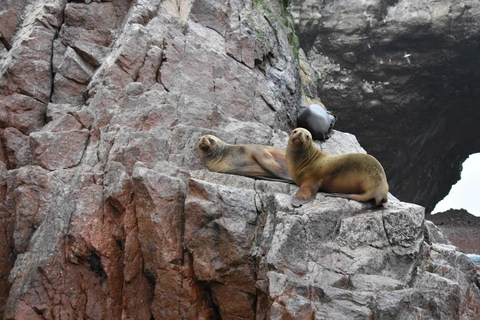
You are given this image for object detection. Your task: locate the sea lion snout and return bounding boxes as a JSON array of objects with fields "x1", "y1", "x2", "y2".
[
  {"x1": 290, "y1": 128, "x2": 311, "y2": 145},
  {"x1": 198, "y1": 135, "x2": 216, "y2": 152},
  {"x1": 198, "y1": 141, "x2": 210, "y2": 151}
]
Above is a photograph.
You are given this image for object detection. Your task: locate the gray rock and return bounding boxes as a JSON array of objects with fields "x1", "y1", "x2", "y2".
[
  {"x1": 3, "y1": 127, "x2": 33, "y2": 168},
  {"x1": 342, "y1": 52, "x2": 357, "y2": 64},
  {"x1": 124, "y1": 82, "x2": 145, "y2": 96},
  {"x1": 58, "y1": 47, "x2": 94, "y2": 84},
  {"x1": 0, "y1": 94, "x2": 46, "y2": 135},
  {"x1": 70, "y1": 40, "x2": 109, "y2": 67},
  {"x1": 184, "y1": 170, "x2": 480, "y2": 319},
  {"x1": 46, "y1": 103, "x2": 80, "y2": 122}
]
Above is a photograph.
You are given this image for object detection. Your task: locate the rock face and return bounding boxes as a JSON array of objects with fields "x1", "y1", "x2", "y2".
[
  {"x1": 1, "y1": 0, "x2": 479, "y2": 319},
  {"x1": 291, "y1": 0, "x2": 480, "y2": 213},
  {"x1": 185, "y1": 169, "x2": 480, "y2": 319}
]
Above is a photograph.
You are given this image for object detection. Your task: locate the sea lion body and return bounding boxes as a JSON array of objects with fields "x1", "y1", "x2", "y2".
[
  {"x1": 198, "y1": 135, "x2": 293, "y2": 182},
  {"x1": 286, "y1": 128, "x2": 388, "y2": 206},
  {"x1": 297, "y1": 104, "x2": 336, "y2": 141}
]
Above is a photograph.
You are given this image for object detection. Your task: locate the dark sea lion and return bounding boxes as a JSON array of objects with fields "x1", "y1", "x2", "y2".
[
  {"x1": 286, "y1": 128, "x2": 389, "y2": 207},
  {"x1": 297, "y1": 104, "x2": 337, "y2": 141},
  {"x1": 198, "y1": 135, "x2": 293, "y2": 182}
]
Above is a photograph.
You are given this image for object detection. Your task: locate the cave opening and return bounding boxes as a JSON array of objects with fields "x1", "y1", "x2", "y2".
[
  {"x1": 432, "y1": 153, "x2": 480, "y2": 217},
  {"x1": 387, "y1": 40, "x2": 480, "y2": 213}
]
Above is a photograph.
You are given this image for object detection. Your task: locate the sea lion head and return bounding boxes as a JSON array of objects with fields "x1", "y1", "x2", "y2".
[
  {"x1": 198, "y1": 135, "x2": 224, "y2": 154},
  {"x1": 327, "y1": 111, "x2": 337, "y2": 129},
  {"x1": 288, "y1": 128, "x2": 312, "y2": 149}
]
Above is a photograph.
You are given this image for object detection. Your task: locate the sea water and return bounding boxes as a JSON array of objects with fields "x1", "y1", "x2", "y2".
[{"x1": 466, "y1": 254, "x2": 480, "y2": 266}]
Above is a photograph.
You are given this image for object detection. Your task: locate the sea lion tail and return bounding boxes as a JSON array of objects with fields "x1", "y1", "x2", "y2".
[{"x1": 345, "y1": 192, "x2": 381, "y2": 205}]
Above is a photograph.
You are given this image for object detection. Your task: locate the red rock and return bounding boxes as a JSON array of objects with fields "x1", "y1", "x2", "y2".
[
  {"x1": 107, "y1": 131, "x2": 169, "y2": 175},
  {"x1": 0, "y1": 5, "x2": 22, "y2": 46},
  {"x1": 132, "y1": 164, "x2": 213, "y2": 318},
  {"x1": 184, "y1": 178, "x2": 259, "y2": 315},
  {"x1": 136, "y1": 46, "x2": 163, "y2": 88},
  {"x1": 190, "y1": 0, "x2": 228, "y2": 36},
  {"x1": 30, "y1": 130, "x2": 90, "y2": 170},
  {"x1": 1, "y1": 26, "x2": 56, "y2": 103},
  {"x1": 45, "y1": 103, "x2": 79, "y2": 121},
  {"x1": 61, "y1": 2, "x2": 119, "y2": 47},
  {"x1": 211, "y1": 283, "x2": 256, "y2": 319},
  {"x1": 0, "y1": 94, "x2": 46, "y2": 135},
  {"x1": 0, "y1": 162, "x2": 6, "y2": 201}
]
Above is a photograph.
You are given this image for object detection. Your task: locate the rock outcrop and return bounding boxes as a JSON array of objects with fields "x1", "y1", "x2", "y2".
[
  {"x1": 428, "y1": 209, "x2": 480, "y2": 255},
  {"x1": 291, "y1": 0, "x2": 480, "y2": 213},
  {"x1": 1, "y1": 0, "x2": 479, "y2": 319}
]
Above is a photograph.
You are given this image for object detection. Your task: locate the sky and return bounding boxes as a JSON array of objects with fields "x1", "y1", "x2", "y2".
[{"x1": 432, "y1": 153, "x2": 480, "y2": 217}]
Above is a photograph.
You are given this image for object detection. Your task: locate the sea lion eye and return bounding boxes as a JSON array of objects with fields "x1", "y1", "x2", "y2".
[
  {"x1": 306, "y1": 135, "x2": 310, "y2": 141},
  {"x1": 293, "y1": 130, "x2": 297, "y2": 134},
  {"x1": 208, "y1": 138, "x2": 215, "y2": 144}
]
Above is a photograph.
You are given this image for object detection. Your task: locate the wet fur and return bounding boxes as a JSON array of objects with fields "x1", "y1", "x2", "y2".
[
  {"x1": 286, "y1": 128, "x2": 389, "y2": 207},
  {"x1": 198, "y1": 135, "x2": 293, "y2": 182},
  {"x1": 297, "y1": 104, "x2": 337, "y2": 141}
]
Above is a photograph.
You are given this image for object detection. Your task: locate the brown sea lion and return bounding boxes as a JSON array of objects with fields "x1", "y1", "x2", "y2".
[
  {"x1": 286, "y1": 128, "x2": 389, "y2": 207},
  {"x1": 198, "y1": 134, "x2": 293, "y2": 182}
]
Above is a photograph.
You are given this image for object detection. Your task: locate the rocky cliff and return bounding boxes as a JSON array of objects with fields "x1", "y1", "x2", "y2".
[
  {"x1": 291, "y1": 0, "x2": 480, "y2": 213},
  {"x1": 1, "y1": 0, "x2": 480, "y2": 319},
  {"x1": 428, "y1": 209, "x2": 480, "y2": 255}
]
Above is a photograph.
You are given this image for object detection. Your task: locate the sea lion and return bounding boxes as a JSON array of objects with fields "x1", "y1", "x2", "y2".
[
  {"x1": 297, "y1": 104, "x2": 337, "y2": 141},
  {"x1": 286, "y1": 128, "x2": 389, "y2": 207},
  {"x1": 198, "y1": 134, "x2": 293, "y2": 182}
]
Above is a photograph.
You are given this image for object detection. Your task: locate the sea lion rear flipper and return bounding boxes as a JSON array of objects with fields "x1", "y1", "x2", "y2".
[
  {"x1": 254, "y1": 150, "x2": 292, "y2": 181},
  {"x1": 253, "y1": 176, "x2": 294, "y2": 183},
  {"x1": 344, "y1": 193, "x2": 385, "y2": 206}
]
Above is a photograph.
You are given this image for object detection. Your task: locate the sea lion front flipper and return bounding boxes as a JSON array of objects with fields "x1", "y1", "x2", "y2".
[
  {"x1": 292, "y1": 196, "x2": 312, "y2": 207},
  {"x1": 292, "y1": 180, "x2": 320, "y2": 207}
]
